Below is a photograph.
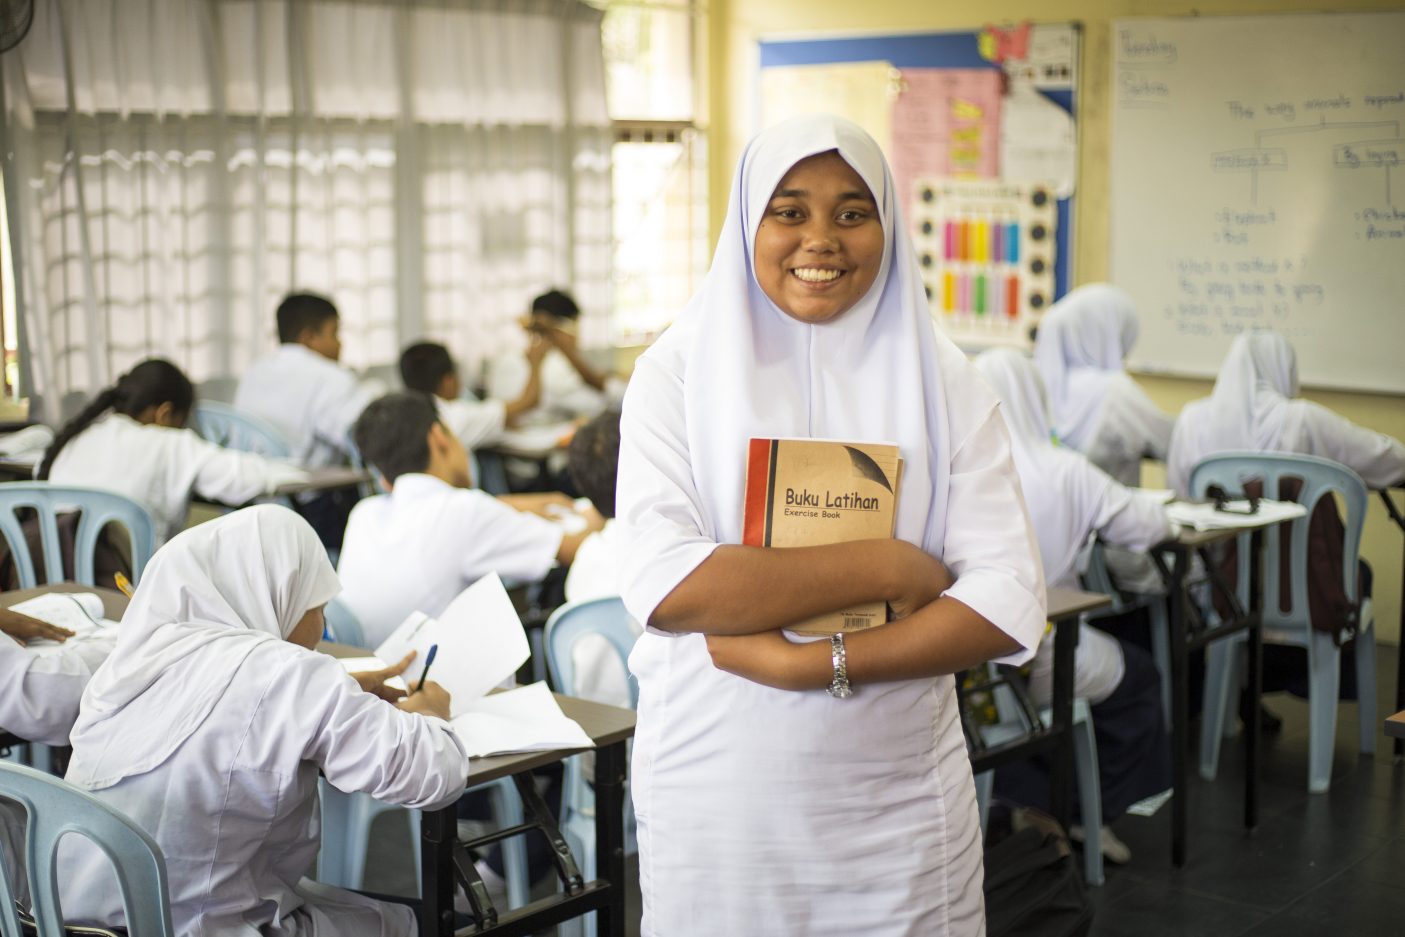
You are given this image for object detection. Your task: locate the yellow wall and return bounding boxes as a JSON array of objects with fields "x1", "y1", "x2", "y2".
[{"x1": 708, "y1": 0, "x2": 1405, "y2": 644}]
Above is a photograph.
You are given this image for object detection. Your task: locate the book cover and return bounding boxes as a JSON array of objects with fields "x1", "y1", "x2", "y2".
[{"x1": 743, "y1": 438, "x2": 902, "y2": 635}]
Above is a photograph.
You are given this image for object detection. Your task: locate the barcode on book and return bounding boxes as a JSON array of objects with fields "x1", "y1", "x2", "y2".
[{"x1": 843, "y1": 616, "x2": 868, "y2": 630}]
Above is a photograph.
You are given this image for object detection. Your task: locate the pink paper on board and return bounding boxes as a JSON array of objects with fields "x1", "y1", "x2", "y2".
[{"x1": 891, "y1": 68, "x2": 1002, "y2": 219}]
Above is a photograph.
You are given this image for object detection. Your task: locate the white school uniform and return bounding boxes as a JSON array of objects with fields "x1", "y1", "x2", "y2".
[
  {"x1": 336, "y1": 474, "x2": 563, "y2": 648},
  {"x1": 0, "y1": 632, "x2": 115, "y2": 746},
  {"x1": 1033, "y1": 284, "x2": 1174, "y2": 486},
  {"x1": 58, "y1": 506, "x2": 467, "y2": 937},
  {"x1": 48, "y1": 413, "x2": 308, "y2": 544},
  {"x1": 488, "y1": 348, "x2": 624, "y2": 425},
  {"x1": 233, "y1": 345, "x2": 376, "y2": 468},
  {"x1": 618, "y1": 117, "x2": 1045, "y2": 937},
  {"x1": 437, "y1": 395, "x2": 507, "y2": 452},
  {"x1": 1168, "y1": 331, "x2": 1405, "y2": 498},
  {"x1": 562, "y1": 521, "x2": 640, "y2": 709},
  {"x1": 976, "y1": 350, "x2": 1173, "y2": 704}
]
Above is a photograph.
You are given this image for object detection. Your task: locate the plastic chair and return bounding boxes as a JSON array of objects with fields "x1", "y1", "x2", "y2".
[
  {"x1": 971, "y1": 664, "x2": 1104, "y2": 887},
  {"x1": 0, "y1": 483, "x2": 156, "y2": 588},
  {"x1": 543, "y1": 597, "x2": 640, "y2": 937},
  {"x1": 0, "y1": 762, "x2": 174, "y2": 936},
  {"x1": 191, "y1": 402, "x2": 292, "y2": 459},
  {"x1": 313, "y1": 601, "x2": 528, "y2": 908},
  {"x1": 1192, "y1": 452, "x2": 1375, "y2": 793}
]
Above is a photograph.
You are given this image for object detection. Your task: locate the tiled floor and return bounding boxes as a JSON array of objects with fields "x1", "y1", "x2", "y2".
[{"x1": 365, "y1": 644, "x2": 1404, "y2": 937}]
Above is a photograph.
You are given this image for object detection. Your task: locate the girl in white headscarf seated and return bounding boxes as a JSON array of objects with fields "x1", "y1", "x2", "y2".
[
  {"x1": 1169, "y1": 330, "x2": 1405, "y2": 699},
  {"x1": 56, "y1": 504, "x2": 467, "y2": 937},
  {"x1": 1033, "y1": 283, "x2": 1174, "y2": 486},
  {"x1": 616, "y1": 115, "x2": 1047, "y2": 936},
  {"x1": 975, "y1": 348, "x2": 1172, "y2": 862}
]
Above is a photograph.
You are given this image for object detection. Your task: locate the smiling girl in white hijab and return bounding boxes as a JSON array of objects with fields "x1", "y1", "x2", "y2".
[
  {"x1": 56, "y1": 505, "x2": 467, "y2": 936},
  {"x1": 616, "y1": 115, "x2": 1046, "y2": 936},
  {"x1": 1033, "y1": 284, "x2": 1174, "y2": 486}
]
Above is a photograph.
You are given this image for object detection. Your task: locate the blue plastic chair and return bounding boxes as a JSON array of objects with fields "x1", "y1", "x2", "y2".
[
  {"x1": 0, "y1": 762, "x2": 174, "y2": 936},
  {"x1": 543, "y1": 597, "x2": 640, "y2": 937},
  {"x1": 313, "y1": 599, "x2": 528, "y2": 908},
  {"x1": 1082, "y1": 541, "x2": 1173, "y2": 730},
  {"x1": 0, "y1": 483, "x2": 155, "y2": 588},
  {"x1": 1192, "y1": 452, "x2": 1375, "y2": 793},
  {"x1": 191, "y1": 402, "x2": 292, "y2": 459}
]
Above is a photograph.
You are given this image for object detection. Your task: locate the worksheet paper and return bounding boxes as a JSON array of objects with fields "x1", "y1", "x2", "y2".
[
  {"x1": 9, "y1": 592, "x2": 120, "y2": 657},
  {"x1": 373, "y1": 573, "x2": 530, "y2": 717},
  {"x1": 1166, "y1": 499, "x2": 1306, "y2": 531},
  {"x1": 449, "y1": 682, "x2": 594, "y2": 757}
]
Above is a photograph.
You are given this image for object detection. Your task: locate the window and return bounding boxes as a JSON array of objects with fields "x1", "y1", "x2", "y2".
[{"x1": 601, "y1": 1, "x2": 707, "y2": 345}]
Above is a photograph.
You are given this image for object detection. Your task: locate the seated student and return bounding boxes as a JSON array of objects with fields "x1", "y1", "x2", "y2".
[
  {"x1": 57, "y1": 505, "x2": 464, "y2": 936},
  {"x1": 0, "y1": 606, "x2": 114, "y2": 746},
  {"x1": 489, "y1": 289, "x2": 625, "y2": 424},
  {"x1": 1168, "y1": 329, "x2": 1405, "y2": 699},
  {"x1": 976, "y1": 348, "x2": 1173, "y2": 863},
  {"x1": 41, "y1": 358, "x2": 306, "y2": 546},
  {"x1": 339, "y1": 391, "x2": 602, "y2": 647},
  {"x1": 562, "y1": 408, "x2": 640, "y2": 708},
  {"x1": 234, "y1": 292, "x2": 376, "y2": 548},
  {"x1": 400, "y1": 338, "x2": 548, "y2": 455},
  {"x1": 1033, "y1": 284, "x2": 1175, "y2": 486}
]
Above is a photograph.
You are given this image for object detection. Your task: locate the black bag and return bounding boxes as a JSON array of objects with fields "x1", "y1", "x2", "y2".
[{"x1": 984, "y1": 813, "x2": 1094, "y2": 937}]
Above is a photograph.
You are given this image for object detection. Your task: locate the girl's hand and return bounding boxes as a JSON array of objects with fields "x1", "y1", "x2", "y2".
[
  {"x1": 705, "y1": 631, "x2": 826, "y2": 691},
  {"x1": 886, "y1": 542, "x2": 954, "y2": 621},
  {"x1": 0, "y1": 608, "x2": 75, "y2": 644},
  {"x1": 354, "y1": 652, "x2": 415, "y2": 702}
]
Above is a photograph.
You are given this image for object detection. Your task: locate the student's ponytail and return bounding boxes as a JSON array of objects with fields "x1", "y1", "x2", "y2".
[{"x1": 38, "y1": 359, "x2": 195, "y2": 480}]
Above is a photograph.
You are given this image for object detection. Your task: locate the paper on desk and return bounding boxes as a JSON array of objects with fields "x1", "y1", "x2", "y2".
[
  {"x1": 10, "y1": 592, "x2": 119, "y2": 656},
  {"x1": 448, "y1": 682, "x2": 594, "y2": 758},
  {"x1": 1165, "y1": 499, "x2": 1307, "y2": 531},
  {"x1": 337, "y1": 656, "x2": 409, "y2": 694},
  {"x1": 373, "y1": 573, "x2": 529, "y2": 717}
]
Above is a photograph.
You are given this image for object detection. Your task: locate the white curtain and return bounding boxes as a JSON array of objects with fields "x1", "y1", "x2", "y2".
[{"x1": 0, "y1": 0, "x2": 611, "y2": 419}]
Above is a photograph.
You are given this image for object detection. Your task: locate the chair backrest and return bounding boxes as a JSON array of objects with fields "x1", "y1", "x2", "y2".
[
  {"x1": 0, "y1": 763, "x2": 174, "y2": 937},
  {"x1": 543, "y1": 597, "x2": 640, "y2": 709},
  {"x1": 323, "y1": 597, "x2": 366, "y2": 648},
  {"x1": 190, "y1": 402, "x2": 291, "y2": 459},
  {"x1": 0, "y1": 484, "x2": 156, "y2": 589},
  {"x1": 1189, "y1": 451, "x2": 1368, "y2": 633}
]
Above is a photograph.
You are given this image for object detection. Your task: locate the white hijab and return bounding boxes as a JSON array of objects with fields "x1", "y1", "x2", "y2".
[
  {"x1": 67, "y1": 505, "x2": 340, "y2": 790},
  {"x1": 675, "y1": 114, "x2": 963, "y2": 552},
  {"x1": 1168, "y1": 330, "x2": 1301, "y2": 495},
  {"x1": 1032, "y1": 283, "x2": 1139, "y2": 449}
]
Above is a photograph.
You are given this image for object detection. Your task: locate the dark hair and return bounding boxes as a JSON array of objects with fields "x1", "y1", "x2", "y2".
[
  {"x1": 399, "y1": 342, "x2": 456, "y2": 396},
  {"x1": 276, "y1": 292, "x2": 339, "y2": 344},
  {"x1": 531, "y1": 289, "x2": 580, "y2": 321},
  {"x1": 39, "y1": 359, "x2": 195, "y2": 480},
  {"x1": 352, "y1": 391, "x2": 440, "y2": 485},
  {"x1": 567, "y1": 408, "x2": 621, "y2": 519}
]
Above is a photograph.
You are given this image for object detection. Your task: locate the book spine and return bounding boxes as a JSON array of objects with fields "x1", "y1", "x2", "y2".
[{"x1": 743, "y1": 438, "x2": 776, "y2": 547}]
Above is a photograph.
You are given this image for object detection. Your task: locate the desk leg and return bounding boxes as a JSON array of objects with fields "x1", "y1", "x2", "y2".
[
  {"x1": 1397, "y1": 540, "x2": 1405, "y2": 759},
  {"x1": 1049, "y1": 615, "x2": 1076, "y2": 833},
  {"x1": 595, "y1": 740, "x2": 628, "y2": 937},
  {"x1": 420, "y1": 805, "x2": 456, "y2": 937},
  {"x1": 1245, "y1": 529, "x2": 1263, "y2": 831},
  {"x1": 1169, "y1": 548, "x2": 1190, "y2": 869}
]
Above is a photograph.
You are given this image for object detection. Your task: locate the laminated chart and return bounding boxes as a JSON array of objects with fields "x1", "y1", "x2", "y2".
[{"x1": 911, "y1": 178, "x2": 1057, "y2": 348}]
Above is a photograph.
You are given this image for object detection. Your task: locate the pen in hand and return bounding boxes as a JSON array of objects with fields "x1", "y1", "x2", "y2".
[{"x1": 415, "y1": 644, "x2": 439, "y2": 694}]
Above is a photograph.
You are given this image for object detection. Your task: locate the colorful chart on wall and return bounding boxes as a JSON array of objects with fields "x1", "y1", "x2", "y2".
[{"x1": 758, "y1": 22, "x2": 1080, "y2": 349}]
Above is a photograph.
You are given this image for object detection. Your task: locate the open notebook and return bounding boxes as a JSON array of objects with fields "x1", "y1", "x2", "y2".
[{"x1": 8, "y1": 592, "x2": 120, "y2": 656}]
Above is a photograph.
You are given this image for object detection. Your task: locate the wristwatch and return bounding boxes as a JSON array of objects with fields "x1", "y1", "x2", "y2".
[{"x1": 827, "y1": 632, "x2": 853, "y2": 699}]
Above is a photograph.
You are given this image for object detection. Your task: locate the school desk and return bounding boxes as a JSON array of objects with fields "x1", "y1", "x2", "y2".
[
  {"x1": 0, "y1": 460, "x2": 371, "y2": 500},
  {"x1": 319, "y1": 641, "x2": 637, "y2": 937},
  {"x1": 1387, "y1": 711, "x2": 1405, "y2": 741},
  {"x1": 1151, "y1": 514, "x2": 1300, "y2": 869},
  {"x1": 1377, "y1": 484, "x2": 1405, "y2": 758}
]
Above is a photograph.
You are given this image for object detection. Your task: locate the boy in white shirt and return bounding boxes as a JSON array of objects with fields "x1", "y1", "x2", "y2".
[
  {"x1": 338, "y1": 391, "x2": 601, "y2": 648},
  {"x1": 234, "y1": 293, "x2": 376, "y2": 549},
  {"x1": 562, "y1": 409, "x2": 640, "y2": 709},
  {"x1": 398, "y1": 339, "x2": 547, "y2": 453}
]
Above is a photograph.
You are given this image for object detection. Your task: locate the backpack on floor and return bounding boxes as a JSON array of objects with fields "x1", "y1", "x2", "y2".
[{"x1": 984, "y1": 809, "x2": 1094, "y2": 937}]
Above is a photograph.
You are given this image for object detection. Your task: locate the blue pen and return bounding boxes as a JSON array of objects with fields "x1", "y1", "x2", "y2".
[{"x1": 415, "y1": 644, "x2": 439, "y2": 693}]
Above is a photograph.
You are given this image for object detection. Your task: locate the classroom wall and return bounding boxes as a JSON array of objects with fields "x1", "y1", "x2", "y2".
[{"x1": 708, "y1": 0, "x2": 1405, "y2": 644}]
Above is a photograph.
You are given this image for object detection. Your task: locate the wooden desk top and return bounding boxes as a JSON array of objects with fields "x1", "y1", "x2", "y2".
[
  {"x1": 0, "y1": 583, "x2": 129, "y2": 620},
  {"x1": 1046, "y1": 587, "x2": 1112, "y2": 622},
  {"x1": 1387, "y1": 711, "x2": 1405, "y2": 740}
]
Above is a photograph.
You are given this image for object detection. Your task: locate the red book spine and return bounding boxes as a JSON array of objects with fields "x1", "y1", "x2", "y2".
[{"x1": 742, "y1": 438, "x2": 775, "y2": 547}]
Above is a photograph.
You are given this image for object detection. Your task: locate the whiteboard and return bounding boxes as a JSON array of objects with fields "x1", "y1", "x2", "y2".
[{"x1": 1109, "y1": 12, "x2": 1405, "y2": 394}]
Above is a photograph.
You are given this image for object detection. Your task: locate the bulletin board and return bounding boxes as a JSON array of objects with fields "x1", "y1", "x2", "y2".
[{"x1": 758, "y1": 23, "x2": 1080, "y2": 349}]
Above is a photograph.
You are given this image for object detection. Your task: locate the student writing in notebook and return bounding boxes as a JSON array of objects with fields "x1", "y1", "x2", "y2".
[
  {"x1": 56, "y1": 505, "x2": 463, "y2": 936},
  {"x1": 234, "y1": 292, "x2": 378, "y2": 549},
  {"x1": 337, "y1": 391, "x2": 602, "y2": 647},
  {"x1": 41, "y1": 359, "x2": 306, "y2": 546}
]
